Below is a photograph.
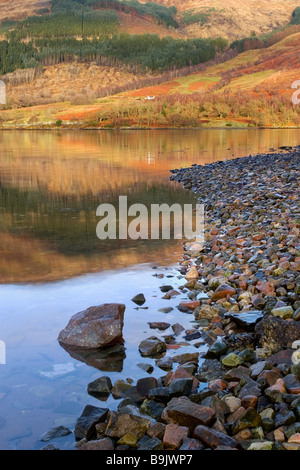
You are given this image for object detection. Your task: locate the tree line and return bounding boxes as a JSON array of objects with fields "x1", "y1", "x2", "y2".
[{"x1": 0, "y1": 34, "x2": 228, "y2": 75}]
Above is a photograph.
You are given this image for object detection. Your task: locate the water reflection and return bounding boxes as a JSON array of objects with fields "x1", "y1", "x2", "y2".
[
  {"x1": 60, "y1": 344, "x2": 126, "y2": 373},
  {"x1": 1, "y1": 128, "x2": 299, "y2": 284}
]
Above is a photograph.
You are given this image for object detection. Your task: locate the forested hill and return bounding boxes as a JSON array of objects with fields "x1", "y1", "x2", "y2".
[{"x1": 0, "y1": 0, "x2": 229, "y2": 76}]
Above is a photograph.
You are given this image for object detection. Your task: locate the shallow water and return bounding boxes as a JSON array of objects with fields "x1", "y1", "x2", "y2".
[{"x1": 0, "y1": 128, "x2": 299, "y2": 450}]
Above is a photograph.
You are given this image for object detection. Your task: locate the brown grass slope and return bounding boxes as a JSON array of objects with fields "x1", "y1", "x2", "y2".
[
  {"x1": 138, "y1": 0, "x2": 300, "y2": 39},
  {"x1": 1, "y1": 0, "x2": 299, "y2": 40},
  {"x1": 0, "y1": 0, "x2": 50, "y2": 23},
  {"x1": 1, "y1": 32, "x2": 300, "y2": 128}
]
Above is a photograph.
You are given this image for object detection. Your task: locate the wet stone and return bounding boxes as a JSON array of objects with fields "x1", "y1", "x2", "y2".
[
  {"x1": 140, "y1": 400, "x2": 165, "y2": 420},
  {"x1": 138, "y1": 337, "x2": 166, "y2": 357},
  {"x1": 137, "y1": 436, "x2": 163, "y2": 450},
  {"x1": 148, "y1": 322, "x2": 171, "y2": 331},
  {"x1": 194, "y1": 425, "x2": 239, "y2": 449},
  {"x1": 137, "y1": 363, "x2": 154, "y2": 374},
  {"x1": 40, "y1": 426, "x2": 72, "y2": 442},
  {"x1": 163, "y1": 423, "x2": 189, "y2": 450},
  {"x1": 87, "y1": 376, "x2": 112, "y2": 399},
  {"x1": 132, "y1": 294, "x2": 146, "y2": 306},
  {"x1": 168, "y1": 378, "x2": 194, "y2": 397},
  {"x1": 180, "y1": 438, "x2": 204, "y2": 450},
  {"x1": 74, "y1": 405, "x2": 108, "y2": 441},
  {"x1": 161, "y1": 397, "x2": 215, "y2": 432}
]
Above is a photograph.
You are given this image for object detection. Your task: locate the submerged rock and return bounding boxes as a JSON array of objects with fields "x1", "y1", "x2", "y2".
[
  {"x1": 40, "y1": 426, "x2": 72, "y2": 442},
  {"x1": 131, "y1": 294, "x2": 146, "y2": 306},
  {"x1": 138, "y1": 337, "x2": 166, "y2": 357},
  {"x1": 87, "y1": 376, "x2": 112, "y2": 399}
]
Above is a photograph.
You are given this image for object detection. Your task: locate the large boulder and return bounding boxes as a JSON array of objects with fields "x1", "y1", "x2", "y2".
[
  {"x1": 58, "y1": 304, "x2": 125, "y2": 350},
  {"x1": 255, "y1": 315, "x2": 300, "y2": 354}
]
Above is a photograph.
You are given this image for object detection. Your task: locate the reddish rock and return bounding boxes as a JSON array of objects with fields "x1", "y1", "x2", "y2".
[
  {"x1": 241, "y1": 395, "x2": 258, "y2": 409},
  {"x1": 58, "y1": 304, "x2": 125, "y2": 349},
  {"x1": 211, "y1": 284, "x2": 236, "y2": 301},
  {"x1": 268, "y1": 349, "x2": 294, "y2": 365},
  {"x1": 180, "y1": 438, "x2": 204, "y2": 450},
  {"x1": 288, "y1": 433, "x2": 300, "y2": 444},
  {"x1": 223, "y1": 366, "x2": 251, "y2": 382},
  {"x1": 227, "y1": 226, "x2": 241, "y2": 235},
  {"x1": 266, "y1": 379, "x2": 287, "y2": 394},
  {"x1": 179, "y1": 300, "x2": 201, "y2": 310},
  {"x1": 274, "y1": 428, "x2": 285, "y2": 443},
  {"x1": 209, "y1": 379, "x2": 227, "y2": 392},
  {"x1": 78, "y1": 438, "x2": 114, "y2": 450},
  {"x1": 239, "y1": 279, "x2": 248, "y2": 290},
  {"x1": 165, "y1": 367, "x2": 199, "y2": 392},
  {"x1": 257, "y1": 369, "x2": 282, "y2": 386},
  {"x1": 252, "y1": 233, "x2": 265, "y2": 241},
  {"x1": 194, "y1": 425, "x2": 239, "y2": 449},
  {"x1": 236, "y1": 238, "x2": 247, "y2": 247},
  {"x1": 185, "y1": 266, "x2": 199, "y2": 280},
  {"x1": 226, "y1": 407, "x2": 246, "y2": 426},
  {"x1": 233, "y1": 429, "x2": 253, "y2": 442},
  {"x1": 162, "y1": 290, "x2": 180, "y2": 299},
  {"x1": 163, "y1": 424, "x2": 189, "y2": 449},
  {"x1": 147, "y1": 422, "x2": 166, "y2": 440},
  {"x1": 283, "y1": 374, "x2": 300, "y2": 394},
  {"x1": 227, "y1": 381, "x2": 239, "y2": 392},
  {"x1": 256, "y1": 281, "x2": 275, "y2": 296},
  {"x1": 161, "y1": 397, "x2": 215, "y2": 432}
]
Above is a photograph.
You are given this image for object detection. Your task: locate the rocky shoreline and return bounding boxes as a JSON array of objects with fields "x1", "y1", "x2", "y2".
[{"x1": 42, "y1": 147, "x2": 300, "y2": 451}]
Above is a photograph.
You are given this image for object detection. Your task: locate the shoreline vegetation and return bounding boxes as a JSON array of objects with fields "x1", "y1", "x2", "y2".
[{"x1": 40, "y1": 146, "x2": 300, "y2": 451}]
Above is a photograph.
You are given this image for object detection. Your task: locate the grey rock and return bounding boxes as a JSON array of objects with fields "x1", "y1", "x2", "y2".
[
  {"x1": 138, "y1": 337, "x2": 166, "y2": 357},
  {"x1": 74, "y1": 405, "x2": 108, "y2": 441},
  {"x1": 40, "y1": 426, "x2": 72, "y2": 442},
  {"x1": 132, "y1": 294, "x2": 146, "y2": 305},
  {"x1": 87, "y1": 376, "x2": 112, "y2": 398}
]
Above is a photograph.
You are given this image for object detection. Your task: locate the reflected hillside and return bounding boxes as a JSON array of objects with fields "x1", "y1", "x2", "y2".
[
  {"x1": 1, "y1": 129, "x2": 299, "y2": 283},
  {"x1": 0, "y1": 182, "x2": 195, "y2": 283},
  {"x1": 1, "y1": 129, "x2": 300, "y2": 195}
]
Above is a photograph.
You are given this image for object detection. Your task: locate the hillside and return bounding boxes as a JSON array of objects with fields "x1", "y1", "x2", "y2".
[
  {"x1": 1, "y1": 0, "x2": 299, "y2": 40},
  {"x1": 0, "y1": 0, "x2": 50, "y2": 23},
  {"x1": 1, "y1": 0, "x2": 300, "y2": 128},
  {"x1": 138, "y1": 0, "x2": 300, "y2": 39},
  {"x1": 0, "y1": 0, "x2": 183, "y2": 39},
  {"x1": 1, "y1": 31, "x2": 300, "y2": 128}
]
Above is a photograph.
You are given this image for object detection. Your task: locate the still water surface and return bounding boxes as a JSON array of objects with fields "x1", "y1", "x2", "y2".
[{"x1": 0, "y1": 129, "x2": 299, "y2": 449}]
